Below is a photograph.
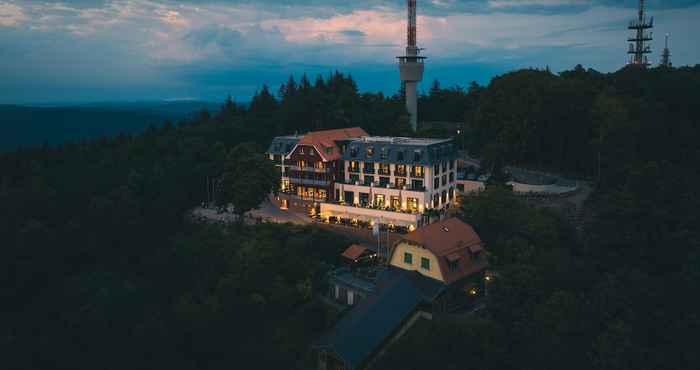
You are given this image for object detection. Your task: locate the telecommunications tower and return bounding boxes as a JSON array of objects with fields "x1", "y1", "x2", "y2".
[
  {"x1": 660, "y1": 34, "x2": 672, "y2": 67},
  {"x1": 627, "y1": 0, "x2": 653, "y2": 67},
  {"x1": 398, "y1": 0, "x2": 426, "y2": 131}
]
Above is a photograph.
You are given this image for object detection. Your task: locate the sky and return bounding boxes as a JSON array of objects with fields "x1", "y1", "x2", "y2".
[{"x1": 1, "y1": 0, "x2": 699, "y2": 104}]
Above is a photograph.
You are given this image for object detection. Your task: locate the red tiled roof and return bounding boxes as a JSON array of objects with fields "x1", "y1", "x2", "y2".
[
  {"x1": 397, "y1": 218, "x2": 488, "y2": 284},
  {"x1": 296, "y1": 127, "x2": 368, "y2": 161},
  {"x1": 342, "y1": 244, "x2": 369, "y2": 261}
]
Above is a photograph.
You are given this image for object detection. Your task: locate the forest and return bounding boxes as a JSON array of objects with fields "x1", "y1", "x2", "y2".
[{"x1": 2, "y1": 65, "x2": 699, "y2": 370}]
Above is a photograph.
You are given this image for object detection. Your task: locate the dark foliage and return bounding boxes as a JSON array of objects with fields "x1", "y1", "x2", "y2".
[
  {"x1": 2, "y1": 66, "x2": 699, "y2": 370},
  {"x1": 376, "y1": 65, "x2": 700, "y2": 370}
]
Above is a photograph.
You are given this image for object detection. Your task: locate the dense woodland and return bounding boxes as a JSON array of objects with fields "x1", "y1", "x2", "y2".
[{"x1": 2, "y1": 66, "x2": 699, "y2": 370}]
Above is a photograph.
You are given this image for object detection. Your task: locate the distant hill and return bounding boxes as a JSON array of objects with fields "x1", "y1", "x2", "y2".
[{"x1": 0, "y1": 101, "x2": 221, "y2": 151}]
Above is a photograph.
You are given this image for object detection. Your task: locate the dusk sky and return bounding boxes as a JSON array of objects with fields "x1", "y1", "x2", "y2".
[{"x1": 1, "y1": 0, "x2": 699, "y2": 104}]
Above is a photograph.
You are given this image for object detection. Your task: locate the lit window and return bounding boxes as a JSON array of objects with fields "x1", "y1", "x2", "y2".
[
  {"x1": 404, "y1": 252, "x2": 413, "y2": 264},
  {"x1": 367, "y1": 147, "x2": 374, "y2": 157},
  {"x1": 413, "y1": 165, "x2": 424, "y2": 177},
  {"x1": 421, "y1": 257, "x2": 430, "y2": 270}
]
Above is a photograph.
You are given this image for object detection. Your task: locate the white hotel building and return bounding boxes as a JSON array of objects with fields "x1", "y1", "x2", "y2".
[{"x1": 267, "y1": 129, "x2": 458, "y2": 230}]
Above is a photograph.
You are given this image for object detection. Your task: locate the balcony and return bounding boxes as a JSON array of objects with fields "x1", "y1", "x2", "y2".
[
  {"x1": 337, "y1": 180, "x2": 427, "y2": 193},
  {"x1": 410, "y1": 171, "x2": 424, "y2": 179},
  {"x1": 378, "y1": 169, "x2": 391, "y2": 176},
  {"x1": 320, "y1": 203, "x2": 423, "y2": 227},
  {"x1": 289, "y1": 178, "x2": 330, "y2": 187},
  {"x1": 348, "y1": 167, "x2": 361, "y2": 173},
  {"x1": 394, "y1": 171, "x2": 407, "y2": 177},
  {"x1": 363, "y1": 168, "x2": 376, "y2": 174},
  {"x1": 288, "y1": 165, "x2": 329, "y2": 173}
]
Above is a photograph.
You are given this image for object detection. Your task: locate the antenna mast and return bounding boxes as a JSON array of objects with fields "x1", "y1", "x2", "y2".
[
  {"x1": 398, "y1": 0, "x2": 426, "y2": 131},
  {"x1": 407, "y1": 0, "x2": 417, "y2": 52},
  {"x1": 627, "y1": 0, "x2": 653, "y2": 67}
]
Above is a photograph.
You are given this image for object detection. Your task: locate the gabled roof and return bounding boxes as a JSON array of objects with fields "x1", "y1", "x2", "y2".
[
  {"x1": 396, "y1": 218, "x2": 489, "y2": 284},
  {"x1": 342, "y1": 244, "x2": 370, "y2": 261},
  {"x1": 294, "y1": 127, "x2": 368, "y2": 161},
  {"x1": 315, "y1": 268, "x2": 445, "y2": 370}
]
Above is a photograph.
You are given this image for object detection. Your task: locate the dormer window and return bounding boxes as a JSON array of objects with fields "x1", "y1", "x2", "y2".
[
  {"x1": 414, "y1": 150, "x2": 422, "y2": 162},
  {"x1": 367, "y1": 147, "x2": 374, "y2": 157},
  {"x1": 448, "y1": 259, "x2": 459, "y2": 272},
  {"x1": 380, "y1": 147, "x2": 388, "y2": 160},
  {"x1": 350, "y1": 146, "x2": 358, "y2": 158},
  {"x1": 397, "y1": 150, "x2": 405, "y2": 161}
]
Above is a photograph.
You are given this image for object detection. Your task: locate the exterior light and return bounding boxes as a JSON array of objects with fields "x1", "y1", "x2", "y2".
[
  {"x1": 485, "y1": 276, "x2": 492, "y2": 282},
  {"x1": 469, "y1": 288, "x2": 478, "y2": 296}
]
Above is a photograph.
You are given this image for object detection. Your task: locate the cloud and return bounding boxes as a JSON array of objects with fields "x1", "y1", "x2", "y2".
[
  {"x1": 0, "y1": 2, "x2": 27, "y2": 27},
  {"x1": 339, "y1": 29, "x2": 367, "y2": 38},
  {"x1": 1, "y1": 0, "x2": 699, "y2": 104}
]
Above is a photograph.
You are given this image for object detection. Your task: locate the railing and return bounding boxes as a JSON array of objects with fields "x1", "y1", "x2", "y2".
[
  {"x1": 288, "y1": 178, "x2": 330, "y2": 186},
  {"x1": 363, "y1": 168, "x2": 376, "y2": 174},
  {"x1": 410, "y1": 171, "x2": 424, "y2": 179},
  {"x1": 287, "y1": 165, "x2": 329, "y2": 173},
  {"x1": 378, "y1": 169, "x2": 391, "y2": 176},
  {"x1": 394, "y1": 171, "x2": 407, "y2": 177},
  {"x1": 348, "y1": 167, "x2": 361, "y2": 173},
  {"x1": 324, "y1": 201, "x2": 423, "y2": 216},
  {"x1": 337, "y1": 181, "x2": 426, "y2": 193}
]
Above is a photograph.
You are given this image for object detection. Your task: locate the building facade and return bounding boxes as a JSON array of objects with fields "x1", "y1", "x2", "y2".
[
  {"x1": 268, "y1": 130, "x2": 459, "y2": 229},
  {"x1": 324, "y1": 136, "x2": 458, "y2": 229},
  {"x1": 267, "y1": 128, "x2": 367, "y2": 212}
]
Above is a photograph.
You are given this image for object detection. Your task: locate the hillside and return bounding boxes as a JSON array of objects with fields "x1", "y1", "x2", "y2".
[
  {"x1": 0, "y1": 101, "x2": 220, "y2": 151},
  {"x1": 2, "y1": 69, "x2": 699, "y2": 370}
]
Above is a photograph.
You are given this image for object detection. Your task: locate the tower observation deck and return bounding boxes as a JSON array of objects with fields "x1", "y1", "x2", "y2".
[
  {"x1": 398, "y1": 0, "x2": 426, "y2": 132},
  {"x1": 627, "y1": 0, "x2": 653, "y2": 67}
]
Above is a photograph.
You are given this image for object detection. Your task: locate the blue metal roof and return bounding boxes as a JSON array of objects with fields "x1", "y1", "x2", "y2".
[
  {"x1": 316, "y1": 268, "x2": 445, "y2": 369},
  {"x1": 266, "y1": 135, "x2": 301, "y2": 156},
  {"x1": 342, "y1": 137, "x2": 456, "y2": 166}
]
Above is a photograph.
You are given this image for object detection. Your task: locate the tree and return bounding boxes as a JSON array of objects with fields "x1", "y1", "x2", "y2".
[{"x1": 216, "y1": 143, "x2": 280, "y2": 221}]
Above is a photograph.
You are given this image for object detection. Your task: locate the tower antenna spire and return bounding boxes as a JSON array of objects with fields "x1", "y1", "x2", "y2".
[
  {"x1": 627, "y1": 0, "x2": 653, "y2": 67},
  {"x1": 398, "y1": 0, "x2": 426, "y2": 131}
]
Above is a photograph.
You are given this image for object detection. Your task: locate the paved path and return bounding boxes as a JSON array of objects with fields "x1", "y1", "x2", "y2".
[
  {"x1": 191, "y1": 197, "x2": 312, "y2": 226},
  {"x1": 248, "y1": 198, "x2": 311, "y2": 225}
]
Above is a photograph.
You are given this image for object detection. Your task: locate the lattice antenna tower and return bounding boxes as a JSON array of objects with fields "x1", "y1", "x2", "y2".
[
  {"x1": 628, "y1": 0, "x2": 653, "y2": 67},
  {"x1": 660, "y1": 34, "x2": 672, "y2": 67}
]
